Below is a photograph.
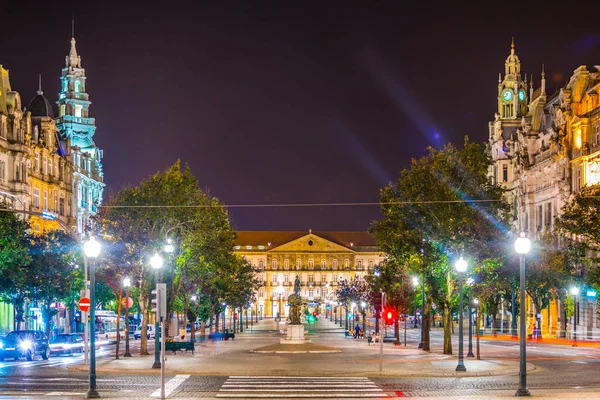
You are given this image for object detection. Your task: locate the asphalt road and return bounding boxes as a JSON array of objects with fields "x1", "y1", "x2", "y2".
[{"x1": 0, "y1": 330, "x2": 598, "y2": 398}]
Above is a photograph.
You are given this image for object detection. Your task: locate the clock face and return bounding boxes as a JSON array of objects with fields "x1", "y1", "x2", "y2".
[
  {"x1": 519, "y1": 90, "x2": 525, "y2": 101},
  {"x1": 503, "y1": 89, "x2": 513, "y2": 101}
]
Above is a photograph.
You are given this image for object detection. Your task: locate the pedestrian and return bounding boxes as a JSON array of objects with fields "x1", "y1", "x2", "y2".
[{"x1": 354, "y1": 324, "x2": 361, "y2": 339}]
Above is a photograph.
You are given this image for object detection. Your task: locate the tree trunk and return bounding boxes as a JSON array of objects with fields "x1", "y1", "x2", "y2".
[
  {"x1": 200, "y1": 319, "x2": 206, "y2": 338},
  {"x1": 423, "y1": 295, "x2": 432, "y2": 351},
  {"x1": 534, "y1": 301, "x2": 543, "y2": 339},
  {"x1": 215, "y1": 313, "x2": 220, "y2": 333},
  {"x1": 560, "y1": 299, "x2": 567, "y2": 338},
  {"x1": 139, "y1": 292, "x2": 150, "y2": 355},
  {"x1": 443, "y1": 302, "x2": 452, "y2": 354},
  {"x1": 395, "y1": 317, "x2": 400, "y2": 343}
]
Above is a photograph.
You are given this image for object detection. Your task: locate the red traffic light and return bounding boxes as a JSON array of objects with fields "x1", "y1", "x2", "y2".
[
  {"x1": 312, "y1": 311, "x2": 317, "y2": 317},
  {"x1": 383, "y1": 308, "x2": 397, "y2": 324}
]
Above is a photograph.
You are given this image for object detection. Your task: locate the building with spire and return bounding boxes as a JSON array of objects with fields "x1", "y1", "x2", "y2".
[
  {"x1": 56, "y1": 36, "x2": 105, "y2": 235},
  {"x1": 488, "y1": 40, "x2": 600, "y2": 339}
]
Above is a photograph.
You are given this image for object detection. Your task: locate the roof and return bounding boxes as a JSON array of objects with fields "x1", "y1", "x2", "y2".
[
  {"x1": 234, "y1": 231, "x2": 377, "y2": 249},
  {"x1": 27, "y1": 93, "x2": 54, "y2": 118}
]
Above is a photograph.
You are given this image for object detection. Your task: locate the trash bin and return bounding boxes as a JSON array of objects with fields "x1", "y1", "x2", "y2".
[{"x1": 479, "y1": 329, "x2": 484, "y2": 336}]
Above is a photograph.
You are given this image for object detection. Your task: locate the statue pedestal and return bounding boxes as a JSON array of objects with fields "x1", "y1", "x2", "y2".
[{"x1": 280, "y1": 324, "x2": 310, "y2": 344}]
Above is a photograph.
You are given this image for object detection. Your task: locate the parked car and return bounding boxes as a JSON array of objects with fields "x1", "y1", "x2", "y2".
[
  {"x1": 49, "y1": 333, "x2": 84, "y2": 356},
  {"x1": 134, "y1": 325, "x2": 156, "y2": 340},
  {"x1": 0, "y1": 330, "x2": 50, "y2": 361}
]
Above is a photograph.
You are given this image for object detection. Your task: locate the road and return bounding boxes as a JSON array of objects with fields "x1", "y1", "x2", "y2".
[{"x1": 0, "y1": 329, "x2": 598, "y2": 398}]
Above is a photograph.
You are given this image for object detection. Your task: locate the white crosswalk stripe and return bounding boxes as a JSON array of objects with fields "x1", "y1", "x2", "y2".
[{"x1": 216, "y1": 376, "x2": 394, "y2": 398}]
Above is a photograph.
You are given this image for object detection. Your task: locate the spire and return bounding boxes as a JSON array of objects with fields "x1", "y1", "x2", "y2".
[
  {"x1": 37, "y1": 74, "x2": 42, "y2": 95},
  {"x1": 541, "y1": 64, "x2": 546, "y2": 94},
  {"x1": 498, "y1": 73, "x2": 502, "y2": 83},
  {"x1": 511, "y1": 36, "x2": 515, "y2": 55},
  {"x1": 530, "y1": 74, "x2": 534, "y2": 100},
  {"x1": 68, "y1": 37, "x2": 79, "y2": 67}
]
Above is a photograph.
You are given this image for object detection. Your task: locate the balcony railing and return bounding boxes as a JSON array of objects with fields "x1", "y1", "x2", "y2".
[{"x1": 56, "y1": 115, "x2": 95, "y2": 126}]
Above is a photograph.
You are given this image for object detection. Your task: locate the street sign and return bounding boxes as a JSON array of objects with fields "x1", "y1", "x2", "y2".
[{"x1": 78, "y1": 297, "x2": 91, "y2": 312}]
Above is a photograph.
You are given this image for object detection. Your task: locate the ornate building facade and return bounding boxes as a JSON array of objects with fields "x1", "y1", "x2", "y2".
[
  {"x1": 56, "y1": 37, "x2": 104, "y2": 235},
  {"x1": 488, "y1": 41, "x2": 600, "y2": 338},
  {"x1": 234, "y1": 231, "x2": 384, "y2": 318}
]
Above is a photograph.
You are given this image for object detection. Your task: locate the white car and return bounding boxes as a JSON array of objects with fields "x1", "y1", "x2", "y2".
[{"x1": 133, "y1": 325, "x2": 156, "y2": 340}]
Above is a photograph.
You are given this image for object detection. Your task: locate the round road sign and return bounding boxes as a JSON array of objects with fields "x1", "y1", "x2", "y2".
[{"x1": 78, "y1": 297, "x2": 91, "y2": 312}]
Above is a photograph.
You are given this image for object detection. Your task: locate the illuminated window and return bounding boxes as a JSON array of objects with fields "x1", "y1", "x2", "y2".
[
  {"x1": 62, "y1": 80, "x2": 68, "y2": 92},
  {"x1": 308, "y1": 274, "x2": 314, "y2": 283},
  {"x1": 43, "y1": 156, "x2": 47, "y2": 174},
  {"x1": 344, "y1": 259, "x2": 350, "y2": 269},
  {"x1": 59, "y1": 104, "x2": 65, "y2": 117},
  {"x1": 284, "y1": 274, "x2": 289, "y2": 283},
  {"x1": 33, "y1": 188, "x2": 40, "y2": 208},
  {"x1": 284, "y1": 259, "x2": 289, "y2": 269},
  {"x1": 43, "y1": 191, "x2": 48, "y2": 210},
  {"x1": 308, "y1": 259, "x2": 314, "y2": 269},
  {"x1": 321, "y1": 274, "x2": 326, "y2": 282},
  {"x1": 357, "y1": 260, "x2": 363, "y2": 269},
  {"x1": 48, "y1": 159, "x2": 52, "y2": 176},
  {"x1": 308, "y1": 289, "x2": 313, "y2": 297},
  {"x1": 368, "y1": 260, "x2": 374, "y2": 269},
  {"x1": 258, "y1": 260, "x2": 264, "y2": 270},
  {"x1": 272, "y1": 259, "x2": 278, "y2": 269},
  {"x1": 320, "y1": 259, "x2": 326, "y2": 269},
  {"x1": 272, "y1": 274, "x2": 277, "y2": 283},
  {"x1": 575, "y1": 129, "x2": 582, "y2": 149},
  {"x1": 74, "y1": 80, "x2": 81, "y2": 92},
  {"x1": 74, "y1": 105, "x2": 83, "y2": 117},
  {"x1": 296, "y1": 259, "x2": 301, "y2": 268},
  {"x1": 332, "y1": 259, "x2": 338, "y2": 269},
  {"x1": 246, "y1": 245, "x2": 252, "y2": 250}
]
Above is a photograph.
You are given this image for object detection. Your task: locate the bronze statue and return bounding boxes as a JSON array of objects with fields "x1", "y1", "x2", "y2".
[{"x1": 288, "y1": 275, "x2": 303, "y2": 324}]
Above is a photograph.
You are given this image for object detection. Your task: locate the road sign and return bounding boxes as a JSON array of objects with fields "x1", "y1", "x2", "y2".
[{"x1": 78, "y1": 297, "x2": 91, "y2": 312}]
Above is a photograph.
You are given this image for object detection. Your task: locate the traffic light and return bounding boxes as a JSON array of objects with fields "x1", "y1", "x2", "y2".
[
  {"x1": 151, "y1": 283, "x2": 167, "y2": 320},
  {"x1": 312, "y1": 311, "x2": 317, "y2": 317}
]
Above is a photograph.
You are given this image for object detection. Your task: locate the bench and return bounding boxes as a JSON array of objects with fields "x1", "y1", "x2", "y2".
[{"x1": 164, "y1": 341, "x2": 195, "y2": 355}]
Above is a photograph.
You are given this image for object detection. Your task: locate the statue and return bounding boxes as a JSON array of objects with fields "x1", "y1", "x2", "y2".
[{"x1": 287, "y1": 275, "x2": 303, "y2": 325}]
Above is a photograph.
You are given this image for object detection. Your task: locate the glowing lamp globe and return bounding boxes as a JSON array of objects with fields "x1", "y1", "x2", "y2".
[
  {"x1": 123, "y1": 277, "x2": 131, "y2": 288},
  {"x1": 84, "y1": 237, "x2": 101, "y2": 258},
  {"x1": 150, "y1": 253, "x2": 164, "y2": 270},
  {"x1": 514, "y1": 233, "x2": 531, "y2": 254},
  {"x1": 412, "y1": 277, "x2": 419, "y2": 286},
  {"x1": 571, "y1": 286, "x2": 580, "y2": 296},
  {"x1": 455, "y1": 257, "x2": 468, "y2": 273}
]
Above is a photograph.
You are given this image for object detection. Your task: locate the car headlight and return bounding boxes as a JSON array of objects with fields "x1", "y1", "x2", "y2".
[{"x1": 19, "y1": 340, "x2": 32, "y2": 350}]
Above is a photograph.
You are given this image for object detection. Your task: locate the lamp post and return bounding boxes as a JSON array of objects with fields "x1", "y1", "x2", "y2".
[
  {"x1": 474, "y1": 298, "x2": 480, "y2": 360},
  {"x1": 222, "y1": 303, "x2": 227, "y2": 333},
  {"x1": 276, "y1": 285, "x2": 284, "y2": 332},
  {"x1": 571, "y1": 286, "x2": 579, "y2": 347},
  {"x1": 83, "y1": 237, "x2": 101, "y2": 399},
  {"x1": 163, "y1": 240, "x2": 174, "y2": 337},
  {"x1": 515, "y1": 233, "x2": 531, "y2": 397},
  {"x1": 150, "y1": 253, "x2": 164, "y2": 370},
  {"x1": 361, "y1": 301, "x2": 367, "y2": 334},
  {"x1": 454, "y1": 256, "x2": 467, "y2": 372},
  {"x1": 123, "y1": 277, "x2": 132, "y2": 358},
  {"x1": 466, "y1": 277, "x2": 474, "y2": 358},
  {"x1": 412, "y1": 277, "x2": 419, "y2": 328}
]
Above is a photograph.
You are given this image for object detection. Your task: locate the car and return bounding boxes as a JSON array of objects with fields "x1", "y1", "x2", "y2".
[
  {"x1": 134, "y1": 325, "x2": 155, "y2": 340},
  {"x1": 0, "y1": 330, "x2": 50, "y2": 361},
  {"x1": 49, "y1": 333, "x2": 84, "y2": 356}
]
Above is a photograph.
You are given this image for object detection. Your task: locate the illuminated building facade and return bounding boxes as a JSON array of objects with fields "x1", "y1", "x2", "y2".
[
  {"x1": 488, "y1": 41, "x2": 600, "y2": 338},
  {"x1": 234, "y1": 231, "x2": 384, "y2": 318},
  {"x1": 56, "y1": 37, "x2": 104, "y2": 235}
]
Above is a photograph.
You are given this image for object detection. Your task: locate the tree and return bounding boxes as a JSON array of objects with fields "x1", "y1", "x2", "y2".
[
  {"x1": 371, "y1": 138, "x2": 511, "y2": 353},
  {"x1": 0, "y1": 207, "x2": 32, "y2": 329},
  {"x1": 27, "y1": 230, "x2": 80, "y2": 338}
]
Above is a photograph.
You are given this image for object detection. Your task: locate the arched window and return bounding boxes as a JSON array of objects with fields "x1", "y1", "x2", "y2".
[
  {"x1": 74, "y1": 80, "x2": 81, "y2": 93},
  {"x1": 368, "y1": 260, "x2": 374, "y2": 270},
  {"x1": 357, "y1": 260, "x2": 363, "y2": 269},
  {"x1": 344, "y1": 259, "x2": 350, "y2": 269},
  {"x1": 62, "y1": 80, "x2": 68, "y2": 92},
  {"x1": 308, "y1": 259, "x2": 314, "y2": 269},
  {"x1": 272, "y1": 259, "x2": 278, "y2": 270},
  {"x1": 284, "y1": 259, "x2": 290, "y2": 269},
  {"x1": 320, "y1": 259, "x2": 326, "y2": 269},
  {"x1": 332, "y1": 259, "x2": 338, "y2": 269},
  {"x1": 258, "y1": 260, "x2": 264, "y2": 270},
  {"x1": 296, "y1": 259, "x2": 301, "y2": 269}
]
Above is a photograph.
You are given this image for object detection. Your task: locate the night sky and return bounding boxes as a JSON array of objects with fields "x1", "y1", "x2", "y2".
[{"x1": 2, "y1": 2, "x2": 600, "y2": 231}]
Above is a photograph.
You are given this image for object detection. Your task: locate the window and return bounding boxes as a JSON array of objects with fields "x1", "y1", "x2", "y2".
[
  {"x1": 272, "y1": 259, "x2": 278, "y2": 270},
  {"x1": 596, "y1": 124, "x2": 600, "y2": 145},
  {"x1": 54, "y1": 191, "x2": 58, "y2": 212},
  {"x1": 545, "y1": 202, "x2": 552, "y2": 229},
  {"x1": 308, "y1": 274, "x2": 314, "y2": 283},
  {"x1": 35, "y1": 153, "x2": 39, "y2": 170},
  {"x1": 296, "y1": 259, "x2": 301, "y2": 269},
  {"x1": 74, "y1": 80, "x2": 81, "y2": 92},
  {"x1": 368, "y1": 260, "x2": 374, "y2": 270},
  {"x1": 576, "y1": 168, "x2": 581, "y2": 191},
  {"x1": 357, "y1": 260, "x2": 363, "y2": 269},
  {"x1": 316, "y1": 288, "x2": 320, "y2": 296},
  {"x1": 308, "y1": 259, "x2": 314, "y2": 269},
  {"x1": 48, "y1": 159, "x2": 52, "y2": 176},
  {"x1": 14, "y1": 163, "x2": 19, "y2": 181},
  {"x1": 333, "y1": 274, "x2": 337, "y2": 282},
  {"x1": 258, "y1": 260, "x2": 265, "y2": 269},
  {"x1": 321, "y1": 274, "x2": 326, "y2": 282},
  {"x1": 33, "y1": 188, "x2": 40, "y2": 208},
  {"x1": 344, "y1": 259, "x2": 350, "y2": 269},
  {"x1": 43, "y1": 191, "x2": 48, "y2": 210},
  {"x1": 272, "y1": 274, "x2": 278, "y2": 283},
  {"x1": 356, "y1": 273, "x2": 361, "y2": 280},
  {"x1": 59, "y1": 104, "x2": 65, "y2": 117},
  {"x1": 259, "y1": 290, "x2": 264, "y2": 299},
  {"x1": 536, "y1": 205, "x2": 543, "y2": 232},
  {"x1": 321, "y1": 259, "x2": 326, "y2": 269},
  {"x1": 0, "y1": 161, "x2": 4, "y2": 180},
  {"x1": 74, "y1": 105, "x2": 82, "y2": 117},
  {"x1": 43, "y1": 156, "x2": 47, "y2": 175},
  {"x1": 284, "y1": 274, "x2": 289, "y2": 283},
  {"x1": 332, "y1": 259, "x2": 338, "y2": 269},
  {"x1": 502, "y1": 164, "x2": 508, "y2": 182},
  {"x1": 62, "y1": 80, "x2": 68, "y2": 92},
  {"x1": 284, "y1": 259, "x2": 289, "y2": 269},
  {"x1": 59, "y1": 197, "x2": 65, "y2": 216},
  {"x1": 308, "y1": 289, "x2": 313, "y2": 298}
]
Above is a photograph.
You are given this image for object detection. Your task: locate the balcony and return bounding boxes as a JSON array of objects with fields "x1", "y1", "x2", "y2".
[{"x1": 56, "y1": 115, "x2": 94, "y2": 126}]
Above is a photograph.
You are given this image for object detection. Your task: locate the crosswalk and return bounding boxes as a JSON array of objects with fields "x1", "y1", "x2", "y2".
[
  {"x1": 216, "y1": 376, "x2": 395, "y2": 398},
  {"x1": 0, "y1": 357, "x2": 80, "y2": 369}
]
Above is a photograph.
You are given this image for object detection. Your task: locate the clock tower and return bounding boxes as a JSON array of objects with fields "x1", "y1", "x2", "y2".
[{"x1": 497, "y1": 38, "x2": 529, "y2": 119}]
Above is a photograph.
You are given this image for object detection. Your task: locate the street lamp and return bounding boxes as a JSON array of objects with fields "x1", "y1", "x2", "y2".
[
  {"x1": 466, "y1": 277, "x2": 475, "y2": 358},
  {"x1": 454, "y1": 256, "x2": 467, "y2": 372},
  {"x1": 123, "y1": 277, "x2": 132, "y2": 358},
  {"x1": 571, "y1": 286, "x2": 579, "y2": 347},
  {"x1": 360, "y1": 301, "x2": 367, "y2": 334},
  {"x1": 83, "y1": 236, "x2": 101, "y2": 399},
  {"x1": 515, "y1": 233, "x2": 531, "y2": 397},
  {"x1": 412, "y1": 277, "x2": 419, "y2": 328},
  {"x1": 150, "y1": 253, "x2": 163, "y2": 370},
  {"x1": 276, "y1": 285, "x2": 284, "y2": 333}
]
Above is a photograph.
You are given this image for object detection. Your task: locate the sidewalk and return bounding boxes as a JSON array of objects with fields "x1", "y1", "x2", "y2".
[{"x1": 68, "y1": 317, "x2": 534, "y2": 378}]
